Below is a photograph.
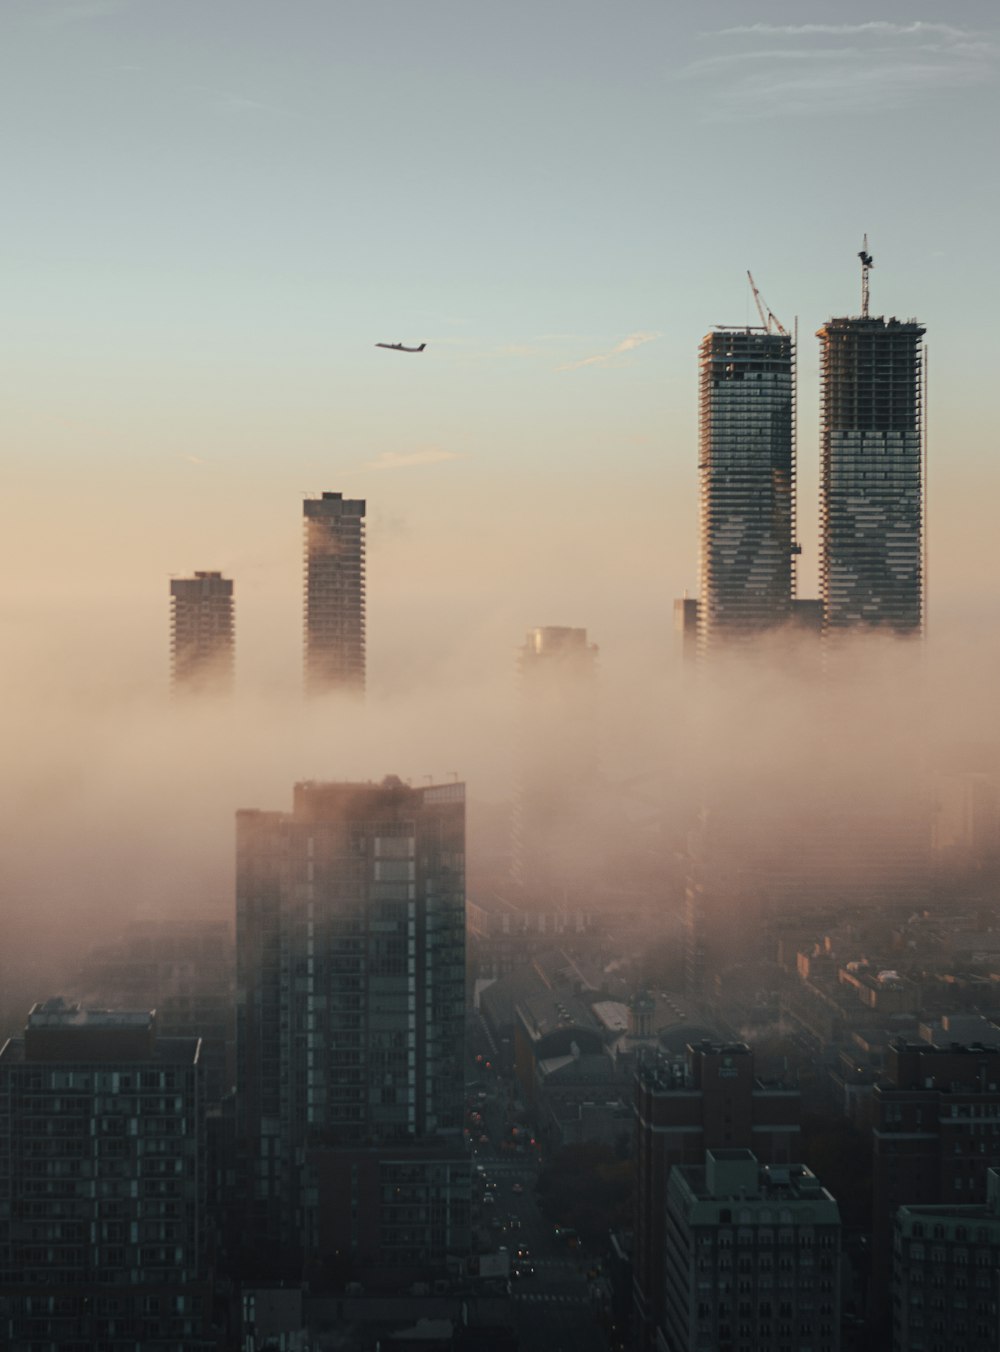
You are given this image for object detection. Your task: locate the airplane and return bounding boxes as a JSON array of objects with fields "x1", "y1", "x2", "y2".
[{"x1": 375, "y1": 341, "x2": 426, "y2": 353}]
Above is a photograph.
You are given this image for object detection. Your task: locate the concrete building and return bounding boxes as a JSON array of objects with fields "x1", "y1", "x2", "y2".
[
  {"x1": 303, "y1": 491, "x2": 366, "y2": 696},
  {"x1": 511, "y1": 626, "x2": 599, "y2": 899},
  {"x1": 235, "y1": 777, "x2": 468, "y2": 1279},
  {"x1": 818, "y1": 314, "x2": 925, "y2": 635},
  {"x1": 661, "y1": 1149, "x2": 841, "y2": 1352},
  {"x1": 697, "y1": 329, "x2": 796, "y2": 656},
  {"x1": 892, "y1": 1167, "x2": 1000, "y2": 1352},
  {"x1": 633, "y1": 1041, "x2": 801, "y2": 1350},
  {"x1": 871, "y1": 1039, "x2": 1000, "y2": 1331},
  {"x1": 170, "y1": 570, "x2": 234, "y2": 694},
  {"x1": 0, "y1": 999, "x2": 212, "y2": 1351}
]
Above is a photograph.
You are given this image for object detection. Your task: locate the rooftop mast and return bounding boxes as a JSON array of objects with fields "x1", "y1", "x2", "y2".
[{"x1": 858, "y1": 234, "x2": 874, "y2": 318}]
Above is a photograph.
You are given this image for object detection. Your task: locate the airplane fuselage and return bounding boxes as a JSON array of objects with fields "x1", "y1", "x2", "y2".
[{"x1": 375, "y1": 342, "x2": 426, "y2": 353}]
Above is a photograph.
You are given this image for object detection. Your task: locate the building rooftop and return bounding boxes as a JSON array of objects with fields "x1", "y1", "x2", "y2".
[{"x1": 27, "y1": 998, "x2": 154, "y2": 1031}]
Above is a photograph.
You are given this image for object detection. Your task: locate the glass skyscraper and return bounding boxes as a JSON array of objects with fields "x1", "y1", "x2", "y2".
[
  {"x1": 697, "y1": 329, "x2": 795, "y2": 655},
  {"x1": 818, "y1": 315, "x2": 925, "y2": 635}
]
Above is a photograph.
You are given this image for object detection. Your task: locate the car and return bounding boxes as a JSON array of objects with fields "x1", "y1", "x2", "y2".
[
  {"x1": 515, "y1": 1245, "x2": 531, "y2": 1261},
  {"x1": 482, "y1": 1194, "x2": 495, "y2": 1207},
  {"x1": 512, "y1": 1262, "x2": 535, "y2": 1279},
  {"x1": 511, "y1": 1182, "x2": 524, "y2": 1194},
  {"x1": 507, "y1": 1214, "x2": 521, "y2": 1230}
]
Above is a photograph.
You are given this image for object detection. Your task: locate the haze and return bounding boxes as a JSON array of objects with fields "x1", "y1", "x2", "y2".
[{"x1": 2, "y1": 0, "x2": 1000, "y2": 1012}]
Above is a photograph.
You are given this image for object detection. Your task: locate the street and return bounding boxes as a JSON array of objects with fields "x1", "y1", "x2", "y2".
[{"x1": 467, "y1": 1017, "x2": 612, "y2": 1352}]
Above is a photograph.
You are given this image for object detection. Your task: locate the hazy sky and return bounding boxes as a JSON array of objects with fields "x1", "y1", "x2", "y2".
[
  {"x1": 2, "y1": 0, "x2": 1000, "y2": 972},
  {"x1": 3, "y1": 0, "x2": 999, "y2": 698}
]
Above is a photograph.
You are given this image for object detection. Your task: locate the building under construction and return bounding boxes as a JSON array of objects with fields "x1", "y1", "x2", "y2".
[
  {"x1": 697, "y1": 327, "x2": 796, "y2": 656},
  {"x1": 169, "y1": 570, "x2": 234, "y2": 694},
  {"x1": 303, "y1": 491, "x2": 366, "y2": 696},
  {"x1": 818, "y1": 253, "x2": 925, "y2": 635}
]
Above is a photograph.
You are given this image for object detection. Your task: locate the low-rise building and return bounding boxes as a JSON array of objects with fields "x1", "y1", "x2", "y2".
[
  {"x1": 661, "y1": 1149, "x2": 840, "y2": 1352},
  {"x1": 892, "y1": 1167, "x2": 1000, "y2": 1352}
]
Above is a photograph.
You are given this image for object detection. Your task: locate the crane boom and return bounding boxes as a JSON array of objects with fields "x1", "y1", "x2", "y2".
[{"x1": 746, "y1": 271, "x2": 788, "y2": 336}]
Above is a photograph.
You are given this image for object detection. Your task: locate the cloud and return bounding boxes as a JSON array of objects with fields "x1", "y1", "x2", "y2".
[
  {"x1": 366, "y1": 447, "x2": 464, "y2": 472},
  {"x1": 712, "y1": 22, "x2": 975, "y2": 44},
  {"x1": 216, "y1": 92, "x2": 297, "y2": 120},
  {"x1": 35, "y1": 0, "x2": 133, "y2": 28},
  {"x1": 558, "y1": 332, "x2": 661, "y2": 373},
  {"x1": 685, "y1": 18, "x2": 995, "y2": 119}
]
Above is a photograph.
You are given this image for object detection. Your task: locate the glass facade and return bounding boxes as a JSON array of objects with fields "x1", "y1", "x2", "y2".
[
  {"x1": 698, "y1": 330, "x2": 795, "y2": 654},
  {"x1": 818, "y1": 317, "x2": 925, "y2": 634}
]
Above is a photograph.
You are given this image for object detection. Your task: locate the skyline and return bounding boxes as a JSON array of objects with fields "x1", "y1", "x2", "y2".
[
  {"x1": 4, "y1": 0, "x2": 1000, "y2": 709},
  {"x1": 3, "y1": 0, "x2": 1000, "y2": 975}
]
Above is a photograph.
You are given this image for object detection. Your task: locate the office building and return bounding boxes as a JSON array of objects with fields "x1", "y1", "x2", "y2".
[
  {"x1": 818, "y1": 314, "x2": 925, "y2": 634},
  {"x1": 697, "y1": 329, "x2": 796, "y2": 656},
  {"x1": 170, "y1": 570, "x2": 234, "y2": 694},
  {"x1": 870, "y1": 1039, "x2": 1000, "y2": 1330},
  {"x1": 235, "y1": 777, "x2": 468, "y2": 1278},
  {"x1": 892, "y1": 1168, "x2": 1000, "y2": 1352},
  {"x1": 633, "y1": 1041, "x2": 801, "y2": 1350},
  {"x1": 303, "y1": 491, "x2": 366, "y2": 696},
  {"x1": 511, "y1": 626, "x2": 599, "y2": 898},
  {"x1": 0, "y1": 999, "x2": 212, "y2": 1351},
  {"x1": 662, "y1": 1149, "x2": 841, "y2": 1352}
]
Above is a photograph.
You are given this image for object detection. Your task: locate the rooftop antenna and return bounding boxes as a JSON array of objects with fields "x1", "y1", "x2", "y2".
[
  {"x1": 746, "y1": 271, "x2": 788, "y2": 335},
  {"x1": 858, "y1": 234, "x2": 874, "y2": 318}
]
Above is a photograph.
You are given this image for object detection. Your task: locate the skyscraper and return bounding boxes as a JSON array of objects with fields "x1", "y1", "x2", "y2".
[
  {"x1": 303, "y1": 491, "x2": 366, "y2": 696},
  {"x1": 170, "y1": 570, "x2": 234, "y2": 694},
  {"x1": 697, "y1": 329, "x2": 795, "y2": 655},
  {"x1": 511, "y1": 626, "x2": 599, "y2": 898},
  {"x1": 235, "y1": 777, "x2": 468, "y2": 1275},
  {"x1": 818, "y1": 309, "x2": 925, "y2": 635}
]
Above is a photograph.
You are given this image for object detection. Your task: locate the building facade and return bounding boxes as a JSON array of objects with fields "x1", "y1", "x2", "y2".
[
  {"x1": 235, "y1": 777, "x2": 468, "y2": 1277},
  {"x1": 0, "y1": 999, "x2": 211, "y2": 1351},
  {"x1": 303, "y1": 492, "x2": 366, "y2": 696},
  {"x1": 818, "y1": 316, "x2": 925, "y2": 635},
  {"x1": 662, "y1": 1149, "x2": 841, "y2": 1352},
  {"x1": 892, "y1": 1169, "x2": 1000, "y2": 1352},
  {"x1": 871, "y1": 1039, "x2": 1000, "y2": 1331},
  {"x1": 169, "y1": 570, "x2": 234, "y2": 694},
  {"x1": 697, "y1": 330, "x2": 795, "y2": 656},
  {"x1": 633, "y1": 1041, "x2": 801, "y2": 1350}
]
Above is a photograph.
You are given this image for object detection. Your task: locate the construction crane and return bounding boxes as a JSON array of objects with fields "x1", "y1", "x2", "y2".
[
  {"x1": 746, "y1": 271, "x2": 788, "y2": 335},
  {"x1": 858, "y1": 234, "x2": 874, "y2": 317}
]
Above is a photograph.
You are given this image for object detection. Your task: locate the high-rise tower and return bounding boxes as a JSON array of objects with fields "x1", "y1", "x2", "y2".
[
  {"x1": 511, "y1": 626, "x2": 599, "y2": 899},
  {"x1": 170, "y1": 570, "x2": 234, "y2": 694},
  {"x1": 236, "y1": 777, "x2": 468, "y2": 1271},
  {"x1": 303, "y1": 492, "x2": 366, "y2": 696},
  {"x1": 818, "y1": 254, "x2": 925, "y2": 635},
  {"x1": 697, "y1": 329, "x2": 795, "y2": 655}
]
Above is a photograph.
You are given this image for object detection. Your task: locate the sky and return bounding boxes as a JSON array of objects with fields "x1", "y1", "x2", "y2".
[{"x1": 1, "y1": 1, "x2": 999, "y2": 966}]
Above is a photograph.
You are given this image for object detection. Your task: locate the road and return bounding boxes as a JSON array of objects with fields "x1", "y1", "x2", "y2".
[{"x1": 467, "y1": 1017, "x2": 611, "y2": 1352}]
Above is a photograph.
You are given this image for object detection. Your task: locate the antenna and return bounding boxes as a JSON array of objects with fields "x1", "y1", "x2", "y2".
[
  {"x1": 858, "y1": 234, "x2": 874, "y2": 318},
  {"x1": 746, "y1": 271, "x2": 788, "y2": 335}
]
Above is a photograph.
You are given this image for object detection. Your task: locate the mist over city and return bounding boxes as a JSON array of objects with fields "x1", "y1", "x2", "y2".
[{"x1": 3, "y1": 2, "x2": 1000, "y2": 1351}]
